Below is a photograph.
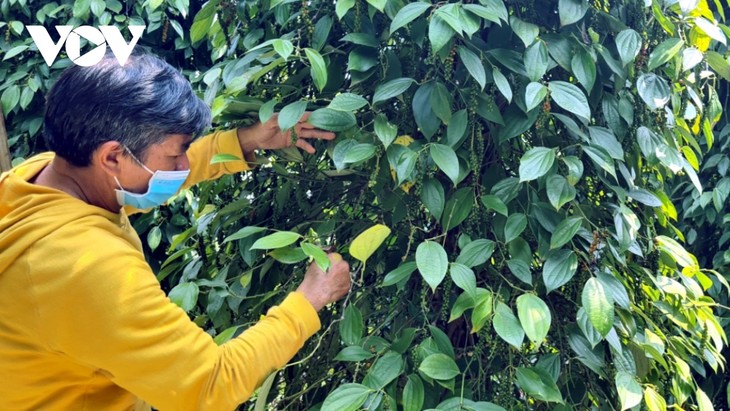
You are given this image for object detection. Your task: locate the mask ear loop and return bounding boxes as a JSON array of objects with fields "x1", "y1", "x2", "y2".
[{"x1": 122, "y1": 145, "x2": 154, "y2": 175}]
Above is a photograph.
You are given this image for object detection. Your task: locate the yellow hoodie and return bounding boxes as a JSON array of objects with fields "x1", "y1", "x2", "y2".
[{"x1": 0, "y1": 129, "x2": 321, "y2": 411}]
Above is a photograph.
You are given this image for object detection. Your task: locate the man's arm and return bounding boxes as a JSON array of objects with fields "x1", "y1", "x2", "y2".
[{"x1": 38, "y1": 228, "x2": 350, "y2": 410}]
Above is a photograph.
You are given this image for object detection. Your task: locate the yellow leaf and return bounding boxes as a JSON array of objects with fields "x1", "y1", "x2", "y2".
[
  {"x1": 689, "y1": 26, "x2": 711, "y2": 52},
  {"x1": 394, "y1": 135, "x2": 414, "y2": 146},
  {"x1": 350, "y1": 224, "x2": 392, "y2": 263}
]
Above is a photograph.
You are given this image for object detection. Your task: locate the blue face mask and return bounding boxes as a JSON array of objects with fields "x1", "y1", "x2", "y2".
[{"x1": 114, "y1": 146, "x2": 190, "y2": 209}]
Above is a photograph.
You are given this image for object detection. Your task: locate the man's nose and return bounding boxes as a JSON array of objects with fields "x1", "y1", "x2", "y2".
[{"x1": 178, "y1": 153, "x2": 190, "y2": 171}]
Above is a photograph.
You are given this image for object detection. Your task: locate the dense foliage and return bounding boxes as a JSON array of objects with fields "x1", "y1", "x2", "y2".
[{"x1": 2, "y1": 0, "x2": 730, "y2": 409}]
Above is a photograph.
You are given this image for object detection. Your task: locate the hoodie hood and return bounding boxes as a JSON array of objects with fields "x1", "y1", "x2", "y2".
[{"x1": 0, "y1": 153, "x2": 123, "y2": 275}]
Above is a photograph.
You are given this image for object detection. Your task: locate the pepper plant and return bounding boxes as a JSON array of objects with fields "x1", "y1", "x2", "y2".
[{"x1": 2, "y1": 0, "x2": 730, "y2": 409}]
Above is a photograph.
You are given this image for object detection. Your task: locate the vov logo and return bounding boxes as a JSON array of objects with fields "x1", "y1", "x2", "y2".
[{"x1": 26, "y1": 25, "x2": 145, "y2": 67}]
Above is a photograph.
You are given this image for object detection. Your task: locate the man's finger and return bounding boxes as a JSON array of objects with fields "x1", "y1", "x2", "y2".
[
  {"x1": 295, "y1": 139, "x2": 316, "y2": 154},
  {"x1": 297, "y1": 129, "x2": 336, "y2": 140}
]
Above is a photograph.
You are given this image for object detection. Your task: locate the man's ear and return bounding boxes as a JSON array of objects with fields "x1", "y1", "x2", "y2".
[{"x1": 94, "y1": 141, "x2": 126, "y2": 176}]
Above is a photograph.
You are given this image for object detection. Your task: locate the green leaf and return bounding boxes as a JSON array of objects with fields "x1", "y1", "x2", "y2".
[
  {"x1": 278, "y1": 101, "x2": 308, "y2": 131},
  {"x1": 364, "y1": 352, "x2": 403, "y2": 389},
  {"x1": 382, "y1": 261, "x2": 417, "y2": 287},
  {"x1": 335, "y1": 346, "x2": 375, "y2": 361},
  {"x1": 562, "y1": 156, "x2": 584, "y2": 185},
  {"x1": 582, "y1": 145, "x2": 616, "y2": 179},
  {"x1": 3, "y1": 45, "x2": 28, "y2": 61},
  {"x1": 390, "y1": 2, "x2": 431, "y2": 35},
  {"x1": 467, "y1": 0, "x2": 508, "y2": 23},
  {"x1": 571, "y1": 50, "x2": 596, "y2": 93},
  {"x1": 559, "y1": 0, "x2": 589, "y2": 26},
  {"x1": 333, "y1": 139, "x2": 358, "y2": 170},
  {"x1": 403, "y1": 375, "x2": 425, "y2": 411},
  {"x1": 525, "y1": 82, "x2": 548, "y2": 112},
  {"x1": 416, "y1": 241, "x2": 449, "y2": 292},
  {"x1": 471, "y1": 289, "x2": 494, "y2": 333},
  {"x1": 343, "y1": 143, "x2": 376, "y2": 164},
  {"x1": 636, "y1": 73, "x2": 670, "y2": 111},
  {"x1": 374, "y1": 114, "x2": 398, "y2": 148},
  {"x1": 516, "y1": 367, "x2": 563, "y2": 403},
  {"x1": 225, "y1": 226, "x2": 267, "y2": 243},
  {"x1": 706, "y1": 51, "x2": 730, "y2": 81},
  {"x1": 392, "y1": 148, "x2": 418, "y2": 185},
  {"x1": 1, "y1": 85, "x2": 19, "y2": 116},
  {"x1": 213, "y1": 325, "x2": 242, "y2": 345},
  {"x1": 210, "y1": 153, "x2": 243, "y2": 164},
  {"x1": 308, "y1": 108, "x2": 357, "y2": 131},
  {"x1": 339, "y1": 305, "x2": 364, "y2": 345},
  {"x1": 517, "y1": 294, "x2": 551, "y2": 345},
  {"x1": 273, "y1": 39, "x2": 294, "y2": 60},
  {"x1": 301, "y1": 242, "x2": 331, "y2": 271},
  {"x1": 616, "y1": 29, "x2": 642, "y2": 66},
  {"x1": 697, "y1": 388, "x2": 714, "y2": 411},
  {"x1": 269, "y1": 247, "x2": 308, "y2": 264},
  {"x1": 419, "y1": 353, "x2": 460, "y2": 380},
  {"x1": 429, "y1": 15, "x2": 455, "y2": 54},
  {"x1": 335, "y1": 0, "x2": 355, "y2": 19},
  {"x1": 647, "y1": 38, "x2": 684, "y2": 71},
  {"x1": 305, "y1": 48, "x2": 328, "y2": 92},
  {"x1": 350, "y1": 224, "x2": 391, "y2": 263},
  {"x1": 480, "y1": 195, "x2": 508, "y2": 217},
  {"x1": 73, "y1": 0, "x2": 92, "y2": 18},
  {"x1": 519, "y1": 147, "x2": 556, "y2": 182},
  {"x1": 543, "y1": 249, "x2": 578, "y2": 293},
  {"x1": 450, "y1": 263, "x2": 477, "y2": 298},
  {"x1": 340, "y1": 33, "x2": 379, "y2": 48},
  {"x1": 492, "y1": 68, "x2": 512, "y2": 103},
  {"x1": 168, "y1": 282, "x2": 199, "y2": 312},
  {"x1": 329, "y1": 93, "x2": 368, "y2": 111},
  {"x1": 366, "y1": 0, "x2": 386, "y2": 12},
  {"x1": 259, "y1": 99, "x2": 277, "y2": 124},
  {"x1": 441, "y1": 188, "x2": 474, "y2": 231},
  {"x1": 348, "y1": 47, "x2": 378, "y2": 72},
  {"x1": 422, "y1": 178, "x2": 445, "y2": 220},
  {"x1": 547, "y1": 175, "x2": 576, "y2": 210},
  {"x1": 507, "y1": 259, "x2": 532, "y2": 285},
  {"x1": 458, "y1": 47, "x2": 486, "y2": 90},
  {"x1": 525, "y1": 40, "x2": 549, "y2": 81},
  {"x1": 589, "y1": 127, "x2": 623, "y2": 160},
  {"x1": 431, "y1": 82, "x2": 452, "y2": 123},
  {"x1": 582, "y1": 277, "x2": 614, "y2": 336},
  {"x1": 447, "y1": 110, "x2": 468, "y2": 148},
  {"x1": 373, "y1": 78, "x2": 415, "y2": 105},
  {"x1": 147, "y1": 226, "x2": 162, "y2": 251},
  {"x1": 548, "y1": 81, "x2": 591, "y2": 123},
  {"x1": 504, "y1": 213, "x2": 528, "y2": 243},
  {"x1": 615, "y1": 372, "x2": 642, "y2": 410},
  {"x1": 655, "y1": 235, "x2": 698, "y2": 268},
  {"x1": 321, "y1": 383, "x2": 372, "y2": 411},
  {"x1": 456, "y1": 239, "x2": 496, "y2": 268},
  {"x1": 493, "y1": 301, "x2": 525, "y2": 348},
  {"x1": 510, "y1": 16, "x2": 539, "y2": 47},
  {"x1": 430, "y1": 144, "x2": 460, "y2": 185},
  {"x1": 550, "y1": 217, "x2": 583, "y2": 249},
  {"x1": 250, "y1": 231, "x2": 301, "y2": 250}
]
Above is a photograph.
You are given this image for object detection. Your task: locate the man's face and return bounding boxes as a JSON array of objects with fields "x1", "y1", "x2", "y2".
[{"x1": 118, "y1": 134, "x2": 193, "y2": 194}]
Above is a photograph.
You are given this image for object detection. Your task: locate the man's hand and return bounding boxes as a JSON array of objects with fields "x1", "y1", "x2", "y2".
[
  {"x1": 296, "y1": 253, "x2": 351, "y2": 312},
  {"x1": 237, "y1": 112, "x2": 335, "y2": 155}
]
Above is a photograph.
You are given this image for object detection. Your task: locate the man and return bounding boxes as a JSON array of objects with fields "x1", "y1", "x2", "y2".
[{"x1": 0, "y1": 52, "x2": 351, "y2": 410}]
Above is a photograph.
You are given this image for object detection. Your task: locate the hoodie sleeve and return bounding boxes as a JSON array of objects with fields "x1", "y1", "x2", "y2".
[
  {"x1": 36, "y1": 228, "x2": 320, "y2": 411},
  {"x1": 183, "y1": 128, "x2": 257, "y2": 190}
]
